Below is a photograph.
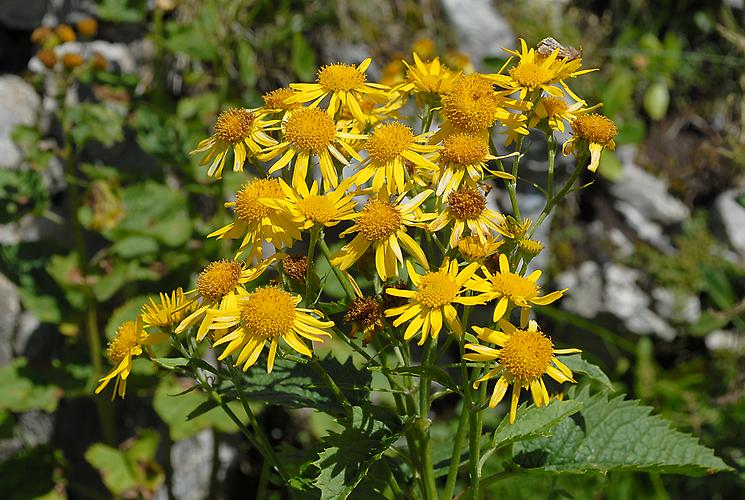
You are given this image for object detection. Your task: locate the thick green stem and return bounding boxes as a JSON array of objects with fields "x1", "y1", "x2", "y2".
[
  {"x1": 418, "y1": 340, "x2": 438, "y2": 499},
  {"x1": 443, "y1": 402, "x2": 469, "y2": 499},
  {"x1": 547, "y1": 133, "x2": 556, "y2": 200}
]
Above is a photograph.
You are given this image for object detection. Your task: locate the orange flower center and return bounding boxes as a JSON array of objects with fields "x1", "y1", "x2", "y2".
[
  {"x1": 356, "y1": 199, "x2": 403, "y2": 241},
  {"x1": 106, "y1": 321, "x2": 140, "y2": 364},
  {"x1": 499, "y1": 329, "x2": 553, "y2": 381},
  {"x1": 197, "y1": 260, "x2": 242, "y2": 300},
  {"x1": 447, "y1": 187, "x2": 487, "y2": 220},
  {"x1": 415, "y1": 271, "x2": 458, "y2": 308},
  {"x1": 239, "y1": 287, "x2": 296, "y2": 339},
  {"x1": 215, "y1": 108, "x2": 255, "y2": 143},
  {"x1": 234, "y1": 178, "x2": 284, "y2": 223},
  {"x1": 571, "y1": 114, "x2": 617, "y2": 145},
  {"x1": 318, "y1": 63, "x2": 366, "y2": 91},
  {"x1": 284, "y1": 107, "x2": 336, "y2": 152}
]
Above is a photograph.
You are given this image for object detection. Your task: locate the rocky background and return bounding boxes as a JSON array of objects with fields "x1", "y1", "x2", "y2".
[{"x1": 1, "y1": 0, "x2": 744, "y2": 498}]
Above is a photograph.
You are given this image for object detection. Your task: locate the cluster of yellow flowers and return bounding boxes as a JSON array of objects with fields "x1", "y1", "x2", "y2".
[{"x1": 97, "y1": 38, "x2": 617, "y2": 423}]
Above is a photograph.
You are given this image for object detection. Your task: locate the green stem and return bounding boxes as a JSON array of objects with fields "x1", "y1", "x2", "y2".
[
  {"x1": 547, "y1": 133, "x2": 556, "y2": 200},
  {"x1": 443, "y1": 401, "x2": 469, "y2": 499},
  {"x1": 418, "y1": 340, "x2": 438, "y2": 499},
  {"x1": 528, "y1": 153, "x2": 588, "y2": 239},
  {"x1": 309, "y1": 356, "x2": 353, "y2": 419},
  {"x1": 468, "y1": 393, "x2": 484, "y2": 499},
  {"x1": 305, "y1": 226, "x2": 319, "y2": 305},
  {"x1": 317, "y1": 238, "x2": 357, "y2": 300}
]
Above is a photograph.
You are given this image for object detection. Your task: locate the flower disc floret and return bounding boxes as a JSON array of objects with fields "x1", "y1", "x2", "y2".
[
  {"x1": 197, "y1": 260, "x2": 243, "y2": 300},
  {"x1": 540, "y1": 97, "x2": 569, "y2": 117},
  {"x1": 284, "y1": 107, "x2": 336, "y2": 152},
  {"x1": 509, "y1": 62, "x2": 552, "y2": 90},
  {"x1": 442, "y1": 75, "x2": 502, "y2": 132},
  {"x1": 356, "y1": 200, "x2": 403, "y2": 241},
  {"x1": 239, "y1": 288, "x2": 297, "y2": 339},
  {"x1": 318, "y1": 63, "x2": 366, "y2": 91},
  {"x1": 447, "y1": 187, "x2": 487, "y2": 220},
  {"x1": 499, "y1": 329, "x2": 554, "y2": 381},
  {"x1": 263, "y1": 87, "x2": 300, "y2": 110},
  {"x1": 106, "y1": 321, "x2": 139, "y2": 364},
  {"x1": 490, "y1": 272, "x2": 538, "y2": 301},
  {"x1": 415, "y1": 271, "x2": 459, "y2": 308},
  {"x1": 215, "y1": 109, "x2": 256, "y2": 144},
  {"x1": 571, "y1": 114, "x2": 617, "y2": 145},
  {"x1": 296, "y1": 195, "x2": 338, "y2": 225},
  {"x1": 365, "y1": 123, "x2": 415, "y2": 165},
  {"x1": 441, "y1": 134, "x2": 489, "y2": 165},
  {"x1": 234, "y1": 179, "x2": 284, "y2": 223}
]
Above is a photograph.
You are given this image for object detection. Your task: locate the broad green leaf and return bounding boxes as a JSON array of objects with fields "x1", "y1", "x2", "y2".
[
  {"x1": 110, "y1": 235, "x2": 160, "y2": 258},
  {"x1": 233, "y1": 356, "x2": 372, "y2": 414},
  {"x1": 153, "y1": 378, "x2": 239, "y2": 440},
  {"x1": 97, "y1": 0, "x2": 147, "y2": 22},
  {"x1": 702, "y1": 264, "x2": 735, "y2": 309},
  {"x1": 0, "y1": 359, "x2": 60, "y2": 413},
  {"x1": 514, "y1": 388, "x2": 732, "y2": 475},
  {"x1": 65, "y1": 103, "x2": 125, "y2": 148},
  {"x1": 109, "y1": 182, "x2": 192, "y2": 247},
  {"x1": 85, "y1": 443, "x2": 138, "y2": 495},
  {"x1": 560, "y1": 354, "x2": 614, "y2": 391},
  {"x1": 597, "y1": 150, "x2": 623, "y2": 182},
  {"x1": 292, "y1": 32, "x2": 317, "y2": 82},
  {"x1": 491, "y1": 399, "x2": 584, "y2": 450},
  {"x1": 643, "y1": 80, "x2": 670, "y2": 121},
  {"x1": 312, "y1": 405, "x2": 405, "y2": 499},
  {"x1": 689, "y1": 311, "x2": 730, "y2": 337},
  {"x1": 151, "y1": 357, "x2": 189, "y2": 370},
  {"x1": 236, "y1": 43, "x2": 258, "y2": 88}
]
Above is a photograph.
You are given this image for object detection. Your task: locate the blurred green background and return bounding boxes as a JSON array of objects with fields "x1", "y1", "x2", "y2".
[{"x1": 0, "y1": 0, "x2": 744, "y2": 498}]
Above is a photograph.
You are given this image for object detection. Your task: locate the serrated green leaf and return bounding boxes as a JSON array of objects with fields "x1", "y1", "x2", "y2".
[
  {"x1": 65, "y1": 103, "x2": 125, "y2": 148},
  {"x1": 313, "y1": 406, "x2": 404, "y2": 499},
  {"x1": 560, "y1": 354, "x2": 614, "y2": 391},
  {"x1": 233, "y1": 356, "x2": 371, "y2": 414},
  {"x1": 491, "y1": 399, "x2": 584, "y2": 450},
  {"x1": 514, "y1": 389, "x2": 732, "y2": 475}
]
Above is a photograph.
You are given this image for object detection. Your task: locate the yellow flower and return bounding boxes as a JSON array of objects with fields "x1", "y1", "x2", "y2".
[
  {"x1": 95, "y1": 316, "x2": 166, "y2": 399},
  {"x1": 352, "y1": 122, "x2": 439, "y2": 194},
  {"x1": 288, "y1": 59, "x2": 389, "y2": 122},
  {"x1": 528, "y1": 97, "x2": 601, "y2": 133},
  {"x1": 432, "y1": 133, "x2": 514, "y2": 196},
  {"x1": 208, "y1": 178, "x2": 301, "y2": 261},
  {"x1": 457, "y1": 234, "x2": 503, "y2": 263},
  {"x1": 562, "y1": 113, "x2": 618, "y2": 173},
  {"x1": 142, "y1": 288, "x2": 196, "y2": 330},
  {"x1": 441, "y1": 74, "x2": 513, "y2": 133},
  {"x1": 208, "y1": 287, "x2": 334, "y2": 372},
  {"x1": 331, "y1": 188, "x2": 434, "y2": 281},
  {"x1": 259, "y1": 107, "x2": 364, "y2": 189},
  {"x1": 396, "y1": 53, "x2": 459, "y2": 96},
  {"x1": 464, "y1": 319, "x2": 580, "y2": 423},
  {"x1": 266, "y1": 178, "x2": 357, "y2": 230},
  {"x1": 493, "y1": 38, "x2": 596, "y2": 102},
  {"x1": 467, "y1": 254, "x2": 566, "y2": 324},
  {"x1": 176, "y1": 257, "x2": 276, "y2": 340},
  {"x1": 429, "y1": 186, "x2": 510, "y2": 247},
  {"x1": 385, "y1": 260, "x2": 485, "y2": 344},
  {"x1": 191, "y1": 108, "x2": 278, "y2": 179},
  {"x1": 262, "y1": 87, "x2": 301, "y2": 113}
]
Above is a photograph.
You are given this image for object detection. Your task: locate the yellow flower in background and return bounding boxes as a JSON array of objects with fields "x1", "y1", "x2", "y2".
[
  {"x1": 209, "y1": 178, "x2": 301, "y2": 260},
  {"x1": 428, "y1": 186, "x2": 510, "y2": 247},
  {"x1": 353, "y1": 122, "x2": 439, "y2": 194},
  {"x1": 528, "y1": 97, "x2": 601, "y2": 133},
  {"x1": 259, "y1": 107, "x2": 364, "y2": 189},
  {"x1": 287, "y1": 59, "x2": 389, "y2": 122},
  {"x1": 562, "y1": 113, "x2": 618, "y2": 172},
  {"x1": 385, "y1": 260, "x2": 485, "y2": 344},
  {"x1": 208, "y1": 287, "x2": 333, "y2": 372},
  {"x1": 142, "y1": 288, "x2": 195, "y2": 330},
  {"x1": 457, "y1": 234, "x2": 503, "y2": 263},
  {"x1": 191, "y1": 108, "x2": 278, "y2": 179},
  {"x1": 464, "y1": 319, "x2": 580, "y2": 423},
  {"x1": 262, "y1": 87, "x2": 301, "y2": 113},
  {"x1": 411, "y1": 38, "x2": 437, "y2": 60},
  {"x1": 331, "y1": 188, "x2": 434, "y2": 281},
  {"x1": 396, "y1": 53, "x2": 459, "y2": 96},
  {"x1": 433, "y1": 133, "x2": 513, "y2": 196},
  {"x1": 467, "y1": 254, "x2": 566, "y2": 324},
  {"x1": 266, "y1": 178, "x2": 357, "y2": 230},
  {"x1": 176, "y1": 256, "x2": 276, "y2": 340},
  {"x1": 95, "y1": 316, "x2": 167, "y2": 399}
]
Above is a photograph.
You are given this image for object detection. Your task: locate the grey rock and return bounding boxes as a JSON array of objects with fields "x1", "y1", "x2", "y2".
[
  {"x1": 0, "y1": 0, "x2": 48, "y2": 30},
  {"x1": 714, "y1": 188, "x2": 745, "y2": 260},
  {"x1": 439, "y1": 0, "x2": 514, "y2": 67},
  {"x1": 705, "y1": 329, "x2": 745, "y2": 353},
  {"x1": 610, "y1": 145, "x2": 689, "y2": 225},
  {"x1": 29, "y1": 41, "x2": 137, "y2": 75},
  {"x1": 615, "y1": 201, "x2": 675, "y2": 253},
  {"x1": 0, "y1": 273, "x2": 21, "y2": 365},
  {"x1": 0, "y1": 75, "x2": 41, "y2": 169},
  {"x1": 557, "y1": 263, "x2": 677, "y2": 340},
  {"x1": 652, "y1": 287, "x2": 701, "y2": 325}
]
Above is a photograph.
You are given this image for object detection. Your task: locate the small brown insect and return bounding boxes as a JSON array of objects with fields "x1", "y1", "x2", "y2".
[{"x1": 536, "y1": 37, "x2": 582, "y2": 61}]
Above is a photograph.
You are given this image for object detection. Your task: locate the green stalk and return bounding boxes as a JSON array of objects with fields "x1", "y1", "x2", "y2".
[
  {"x1": 317, "y1": 238, "x2": 357, "y2": 300},
  {"x1": 443, "y1": 402, "x2": 469, "y2": 498},
  {"x1": 309, "y1": 356, "x2": 353, "y2": 419},
  {"x1": 546, "y1": 133, "x2": 556, "y2": 200},
  {"x1": 418, "y1": 340, "x2": 438, "y2": 499},
  {"x1": 305, "y1": 226, "x2": 319, "y2": 305}
]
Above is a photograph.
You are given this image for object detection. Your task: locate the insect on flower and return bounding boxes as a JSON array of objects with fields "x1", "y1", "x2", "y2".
[{"x1": 536, "y1": 37, "x2": 582, "y2": 61}]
